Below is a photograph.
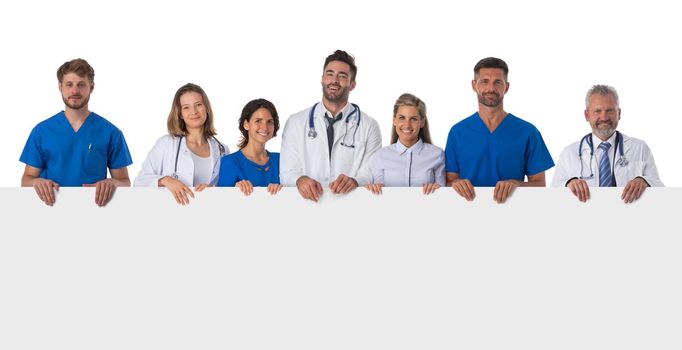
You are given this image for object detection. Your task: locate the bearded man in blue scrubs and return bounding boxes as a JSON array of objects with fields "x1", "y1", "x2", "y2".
[
  {"x1": 20, "y1": 58, "x2": 133, "y2": 206},
  {"x1": 445, "y1": 57, "x2": 554, "y2": 203}
]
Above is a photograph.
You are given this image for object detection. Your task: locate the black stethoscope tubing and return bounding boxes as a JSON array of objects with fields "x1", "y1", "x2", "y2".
[{"x1": 172, "y1": 135, "x2": 226, "y2": 179}]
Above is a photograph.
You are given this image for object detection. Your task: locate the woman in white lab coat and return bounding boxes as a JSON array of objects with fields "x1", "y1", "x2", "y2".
[
  {"x1": 365, "y1": 93, "x2": 445, "y2": 195},
  {"x1": 134, "y1": 83, "x2": 228, "y2": 204}
]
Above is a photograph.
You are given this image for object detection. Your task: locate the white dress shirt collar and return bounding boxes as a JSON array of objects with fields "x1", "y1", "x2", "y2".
[{"x1": 392, "y1": 138, "x2": 425, "y2": 155}]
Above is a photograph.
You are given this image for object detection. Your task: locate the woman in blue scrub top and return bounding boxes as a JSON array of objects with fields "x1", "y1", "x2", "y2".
[
  {"x1": 365, "y1": 93, "x2": 445, "y2": 195},
  {"x1": 134, "y1": 83, "x2": 228, "y2": 205},
  {"x1": 217, "y1": 98, "x2": 282, "y2": 195}
]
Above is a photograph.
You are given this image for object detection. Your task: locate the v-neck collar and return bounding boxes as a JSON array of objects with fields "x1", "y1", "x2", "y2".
[
  {"x1": 475, "y1": 112, "x2": 511, "y2": 134},
  {"x1": 59, "y1": 111, "x2": 94, "y2": 134}
]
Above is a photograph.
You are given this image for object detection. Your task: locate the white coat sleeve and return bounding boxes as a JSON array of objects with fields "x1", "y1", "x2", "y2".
[
  {"x1": 133, "y1": 136, "x2": 169, "y2": 187},
  {"x1": 551, "y1": 146, "x2": 576, "y2": 187},
  {"x1": 367, "y1": 151, "x2": 383, "y2": 185},
  {"x1": 209, "y1": 141, "x2": 229, "y2": 186},
  {"x1": 639, "y1": 142, "x2": 664, "y2": 187},
  {"x1": 279, "y1": 117, "x2": 303, "y2": 186},
  {"x1": 354, "y1": 119, "x2": 383, "y2": 186}
]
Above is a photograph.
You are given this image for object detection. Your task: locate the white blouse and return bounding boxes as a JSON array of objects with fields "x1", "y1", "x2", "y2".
[{"x1": 369, "y1": 139, "x2": 445, "y2": 186}]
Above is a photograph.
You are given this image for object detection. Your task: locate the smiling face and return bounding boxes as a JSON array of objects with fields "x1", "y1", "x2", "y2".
[
  {"x1": 321, "y1": 60, "x2": 355, "y2": 104},
  {"x1": 59, "y1": 72, "x2": 93, "y2": 110},
  {"x1": 393, "y1": 105, "x2": 424, "y2": 147},
  {"x1": 179, "y1": 91, "x2": 207, "y2": 130},
  {"x1": 243, "y1": 107, "x2": 275, "y2": 146},
  {"x1": 585, "y1": 92, "x2": 620, "y2": 141},
  {"x1": 472, "y1": 68, "x2": 509, "y2": 108}
]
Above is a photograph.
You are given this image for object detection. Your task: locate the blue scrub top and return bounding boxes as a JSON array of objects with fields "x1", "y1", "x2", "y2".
[
  {"x1": 19, "y1": 111, "x2": 133, "y2": 186},
  {"x1": 444, "y1": 113, "x2": 554, "y2": 186},
  {"x1": 217, "y1": 150, "x2": 280, "y2": 187}
]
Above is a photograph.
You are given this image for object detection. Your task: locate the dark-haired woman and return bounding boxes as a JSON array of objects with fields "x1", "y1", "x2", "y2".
[{"x1": 217, "y1": 98, "x2": 282, "y2": 195}]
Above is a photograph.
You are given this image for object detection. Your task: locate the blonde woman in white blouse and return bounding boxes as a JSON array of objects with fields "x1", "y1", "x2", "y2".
[{"x1": 365, "y1": 93, "x2": 445, "y2": 195}]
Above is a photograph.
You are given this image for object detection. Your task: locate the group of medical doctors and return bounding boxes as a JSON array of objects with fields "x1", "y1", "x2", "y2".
[{"x1": 19, "y1": 52, "x2": 663, "y2": 207}]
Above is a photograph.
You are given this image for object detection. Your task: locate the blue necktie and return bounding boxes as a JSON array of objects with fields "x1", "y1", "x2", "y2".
[{"x1": 598, "y1": 142, "x2": 613, "y2": 187}]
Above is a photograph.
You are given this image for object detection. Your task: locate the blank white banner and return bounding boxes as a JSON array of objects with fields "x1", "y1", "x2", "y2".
[{"x1": 1, "y1": 187, "x2": 680, "y2": 350}]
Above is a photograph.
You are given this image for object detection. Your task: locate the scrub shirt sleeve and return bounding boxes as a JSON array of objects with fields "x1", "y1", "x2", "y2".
[
  {"x1": 217, "y1": 155, "x2": 238, "y2": 187},
  {"x1": 525, "y1": 128, "x2": 555, "y2": 176},
  {"x1": 19, "y1": 126, "x2": 45, "y2": 169},
  {"x1": 108, "y1": 128, "x2": 133, "y2": 170},
  {"x1": 444, "y1": 127, "x2": 460, "y2": 174}
]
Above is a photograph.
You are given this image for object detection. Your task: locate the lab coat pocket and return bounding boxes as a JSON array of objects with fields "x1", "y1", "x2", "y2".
[
  {"x1": 84, "y1": 146, "x2": 108, "y2": 177},
  {"x1": 617, "y1": 160, "x2": 644, "y2": 184}
]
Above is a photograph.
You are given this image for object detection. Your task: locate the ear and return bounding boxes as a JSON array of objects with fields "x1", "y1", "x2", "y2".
[
  {"x1": 471, "y1": 79, "x2": 477, "y2": 92},
  {"x1": 90, "y1": 81, "x2": 95, "y2": 92},
  {"x1": 349, "y1": 80, "x2": 356, "y2": 91},
  {"x1": 584, "y1": 110, "x2": 589, "y2": 122},
  {"x1": 504, "y1": 81, "x2": 510, "y2": 93},
  {"x1": 243, "y1": 119, "x2": 249, "y2": 130},
  {"x1": 618, "y1": 107, "x2": 622, "y2": 120},
  {"x1": 420, "y1": 117, "x2": 426, "y2": 128}
]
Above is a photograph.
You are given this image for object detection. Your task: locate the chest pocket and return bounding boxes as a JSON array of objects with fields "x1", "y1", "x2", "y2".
[
  {"x1": 616, "y1": 160, "x2": 644, "y2": 185},
  {"x1": 83, "y1": 145, "x2": 108, "y2": 177}
]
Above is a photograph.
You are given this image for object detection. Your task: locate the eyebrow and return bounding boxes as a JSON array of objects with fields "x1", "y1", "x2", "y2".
[{"x1": 325, "y1": 69, "x2": 349, "y2": 76}]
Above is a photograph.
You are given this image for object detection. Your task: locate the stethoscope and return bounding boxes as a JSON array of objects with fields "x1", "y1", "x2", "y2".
[
  {"x1": 172, "y1": 135, "x2": 226, "y2": 180},
  {"x1": 577, "y1": 131, "x2": 628, "y2": 183},
  {"x1": 307, "y1": 102, "x2": 361, "y2": 148}
]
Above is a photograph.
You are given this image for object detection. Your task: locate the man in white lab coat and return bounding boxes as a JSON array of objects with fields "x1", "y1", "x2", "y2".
[
  {"x1": 552, "y1": 85, "x2": 663, "y2": 203},
  {"x1": 280, "y1": 50, "x2": 382, "y2": 201}
]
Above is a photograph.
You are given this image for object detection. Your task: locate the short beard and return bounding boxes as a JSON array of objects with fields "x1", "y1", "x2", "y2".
[
  {"x1": 62, "y1": 95, "x2": 90, "y2": 110},
  {"x1": 593, "y1": 124, "x2": 616, "y2": 140},
  {"x1": 322, "y1": 84, "x2": 350, "y2": 104},
  {"x1": 477, "y1": 93, "x2": 502, "y2": 107}
]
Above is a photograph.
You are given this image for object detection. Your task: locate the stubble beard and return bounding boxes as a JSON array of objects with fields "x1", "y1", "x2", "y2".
[
  {"x1": 478, "y1": 93, "x2": 502, "y2": 108},
  {"x1": 62, "y1": 95, "x2": 90, "y2": 110}
]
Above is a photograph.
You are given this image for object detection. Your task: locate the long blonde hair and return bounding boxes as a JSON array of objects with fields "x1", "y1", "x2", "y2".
[{"x1": 390, "y1": 93, "x2": 432, "y2": 144}]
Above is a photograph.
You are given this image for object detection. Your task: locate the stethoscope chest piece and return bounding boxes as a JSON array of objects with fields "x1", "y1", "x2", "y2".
[
  {"x1": 307, "y1": 102, "x2": 361, "y2": 147},
  {"x1": 308, "y1": 128, "x2": 318, "y2": 139},
  {"x1": 616, "y1": 157, "x2": 628, "y2": 166}
]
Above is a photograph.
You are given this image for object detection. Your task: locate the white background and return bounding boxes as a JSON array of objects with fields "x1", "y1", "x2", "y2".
[{"x1": 1, "y1": 0, "x2": 680, "y2": 186}]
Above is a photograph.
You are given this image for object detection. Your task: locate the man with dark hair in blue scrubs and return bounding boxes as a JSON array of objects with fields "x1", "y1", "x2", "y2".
[
  {"x1": 445, "y1": 57, "x2": 554, "y2": 203},
  {"x1": 20, "y1": 58, "x2": 133, "y2": 207}
]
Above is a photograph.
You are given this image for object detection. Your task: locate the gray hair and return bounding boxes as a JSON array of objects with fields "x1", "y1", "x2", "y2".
[{"x1": 585, "y1": 85, "x2": 619, "y2": 109}]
